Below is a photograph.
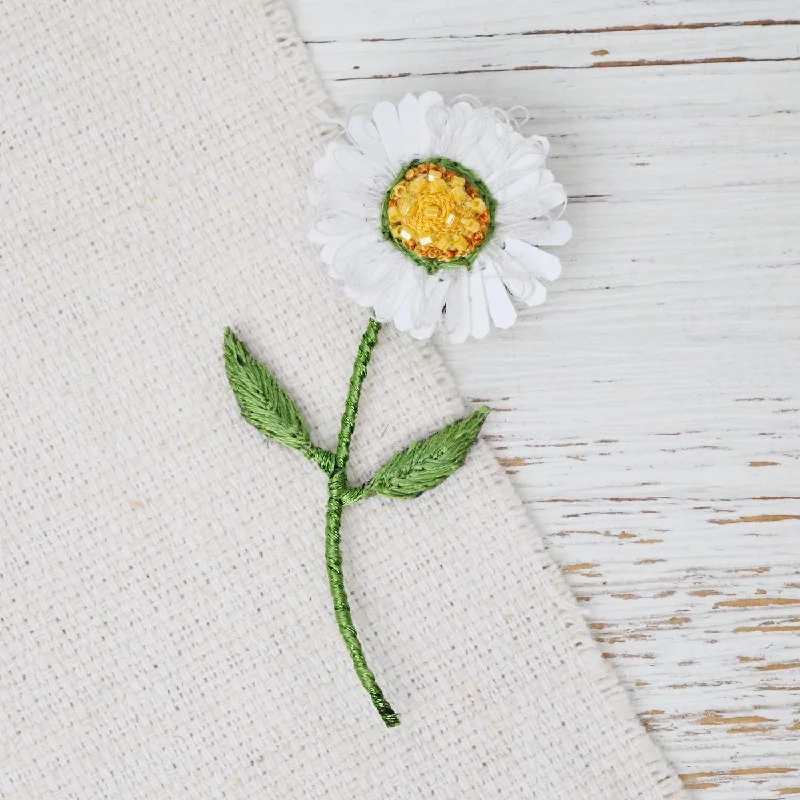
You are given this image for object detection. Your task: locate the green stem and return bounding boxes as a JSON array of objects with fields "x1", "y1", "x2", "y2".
[{"x1": 324, "y1": 318, "x2": 400, "y2": 727}]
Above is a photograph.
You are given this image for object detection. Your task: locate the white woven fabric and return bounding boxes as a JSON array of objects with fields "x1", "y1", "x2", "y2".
[{"x1": 0, "y1": 1, "x2": 688, "y2": 797}]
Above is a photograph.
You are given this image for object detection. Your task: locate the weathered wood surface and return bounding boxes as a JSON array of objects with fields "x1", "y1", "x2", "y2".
[{"x1": 288, "y1": 2, "x2": 800, "y2": 796}]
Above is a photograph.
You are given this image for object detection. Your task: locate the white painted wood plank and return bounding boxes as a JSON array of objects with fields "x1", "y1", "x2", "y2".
[
  {"x1": 287, "y1": 0, "x2": 800, "y2": 791},
  {"x1": 425, "y1": 62, "x2": 800, "y2": 799},
  {"x1": 309, "y1": 23, "x2": 800, "y2": 80},
  {"x1": 319, "y1": 60, "x2": 800, "y2": 122},
  {"x1": 288, "y1": 0, "x2": 800, "y2": 41}
]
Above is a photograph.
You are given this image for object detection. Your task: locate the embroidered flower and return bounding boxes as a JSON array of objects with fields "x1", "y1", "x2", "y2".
[
  {"x1": 231, "y1": 92, "x2": 575, "y2": 725},
  {"x1": 309, "y1": 92, "x2": 571, "y2": 342}
]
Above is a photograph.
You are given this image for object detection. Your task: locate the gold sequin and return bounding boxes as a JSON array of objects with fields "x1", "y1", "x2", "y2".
[{"x1": 386, "y1": 163, "x2": 491, "y2": 262}]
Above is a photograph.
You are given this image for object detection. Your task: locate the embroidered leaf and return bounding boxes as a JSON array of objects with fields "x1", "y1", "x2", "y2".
[
  {"x1": 364, "y1": 406, "x2": 489, "y2": 500},
  {"x1": 223, "y1": 328, "x2": 314, "y2": 454}
]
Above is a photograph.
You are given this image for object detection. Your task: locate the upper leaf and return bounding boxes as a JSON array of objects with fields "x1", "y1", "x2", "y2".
[
  {"x1": 364, "y1": 406, "x2": 489, "y2": 500},
  {"x1": 223, "y1": 328, "x2": 313, "y2": 454}
]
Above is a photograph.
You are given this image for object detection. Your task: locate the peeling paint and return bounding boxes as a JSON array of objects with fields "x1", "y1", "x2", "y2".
[
  {"x1": 699, "y1": 713, "x2": 777, "y2": 725},
  {"x1": 730, "y1": 767, "x2": 796, "y2": 776},
  {"x1": 716, "y1": 597, "x2": 800, "y2": 609},
  {"x1": 497, "y1": 456, "x2": 530, "y2": 468},
  {"x1": 711, "y1": 514, "x2": 800, "y2": 525},
  {"x1": 735, "y1": 624, "x2": 800, "y2": 633}
]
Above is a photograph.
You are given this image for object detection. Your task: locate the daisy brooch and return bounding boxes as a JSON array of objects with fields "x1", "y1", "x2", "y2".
[{"x1": 224, "y1": 92, "x2": 571, "y2": 727}]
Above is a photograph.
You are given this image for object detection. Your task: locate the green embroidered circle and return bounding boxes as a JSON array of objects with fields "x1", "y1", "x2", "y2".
[{"x1": 380, "y1": 157, "x2": 497, "y2": 276}]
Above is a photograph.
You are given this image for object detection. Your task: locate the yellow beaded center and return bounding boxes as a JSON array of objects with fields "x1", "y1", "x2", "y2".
[{"x1": 385, "y1": 162, "x2": 491, "y2": 263}]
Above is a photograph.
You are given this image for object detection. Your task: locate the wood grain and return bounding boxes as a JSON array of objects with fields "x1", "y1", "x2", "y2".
[
  {"x1": 294, "y1": 1, "x2": 800, "y2": 40},
  {"x1": 288, "y1": 3, "x2": 800, "y2": 796},
  {"x1": 311, "y1": 22, "x2": 800, "y2": 80}
]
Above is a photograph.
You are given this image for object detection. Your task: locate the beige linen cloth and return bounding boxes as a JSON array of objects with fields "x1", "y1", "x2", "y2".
[{"x1": 1, "y1": 1, "x2": 688, "y2": 797}]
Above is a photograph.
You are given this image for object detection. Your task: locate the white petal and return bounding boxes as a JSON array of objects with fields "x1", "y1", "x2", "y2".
[
  {"x1": 320, "y1": 232, "x2": 362, "y2": 267},
  {"x1": 311, "y1": 213, "x2": 369, "y2": 240},
  {"x1": 328, "y1": 193, "x2": 369, "y2": 217},
  {"x1": 503, "y1": 237, "x2": 563, "y2": 281},
  {"x1": 478, "y1": 122, "x2": 518, "y2": 174},
  {"x1": 461, "y1": 128, "x2": 502, "y2": 179},
  {"x1": 457, "y1": 146, "x2": 491, "y2": 180},
  {"x1": 408, "y1": 323, "x2": 436, "y2": 340},
  {"x1": 535, "y1": 182, "x2": 568, "y2": 213},
  {"x1": 451, "y1": 101, "x2": 475, "y2": 120},
  {"x1": 436, "y1": 102, "x2": 476, "y2": 162},
  {"x1": 392, "y1": 294, "x2": 415, "y2": 332},
  {"x1": 314, "y1": 140, "x2": 377, "y2": 186},
  {"x1": 397, "y1": 94, "x2": 420, "y2": 161},
  {"x1": 331, "y1": 235, "x2": 384, "y2": 282},
  {"x1": 445, "y1": 270, "x2": 471, "y2": 344},
  {"x1": 469, "y1": 268, "x2": 490, "y2": 340},
  {"x1": 362, "y1": 276, "x2": 402, "y2": 320},
  {"x1": 509, "y1": 150, "x2": 547, "y2": 172},
  {"x1": 393, "y1": 270, "x2": 429, "y2": 332},
  {"x1": 309, "y1": 226, "x2": 331, "y2": 245},
  {"x1": 332, "y1": 144, "x2": 380, "y2": 183},
  {"x1": 311, "y1": 172, "x2": 362, "y2": 199},
  {"x1": 482, "y1": 261, "x2": 517, "y2": 329},
  {"x1": 524, "y1": 280, "x2": 547, "y2": 306},
  {"x1": 520, "y1": 220, "x2": 573, "y2": 246},
  {"x1": 447, "y1": 102, "x2": 476, "y2": 142},
  {"x1": 413, "y1": 273, "x2": 451, "y2": 337},
  {"x1": 347, "y1": 113, "x2": 386, "y2": 164},
  {"x1": 417, "y1": 91, "x2": 444, "y2": 156},
  {"x1": 373, "y1": 261, "x2": 414, "y2": 322},
  {"x1": 425, "y1": 273, "x2": 451, "y2": 314},
  {"x1": 372, "y1": 101, "x2": 405, "y2": 169},
  {"x1": 485, "y1": 153, "x2": 544, "y2": 191},
  {"x1": 312, "y1": 152, "x2": 337, "y2": 180},
  {"x1": 343, "y1": 244, "x2": 406, "y2": 294},
  {"x1": 504, "y1": 275, "x2": 547, "y2": 307},
  {"x1": 530, "y1": 135, "x2": 551, "y2": 158},
  {"x1": 495, "y1": 172, "x2": 542, "y2": 204}
]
